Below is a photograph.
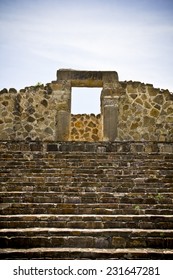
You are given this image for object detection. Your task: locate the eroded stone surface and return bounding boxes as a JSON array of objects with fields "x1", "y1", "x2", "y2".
[
  {"x1": 0, "y1": 141, "x2": 173, "y2": 259},
  {"x1": 0, "y1": 69, "x2": 172, "y2": 141},
  {"x1": 70, "y1": 114, "x2": 102, "y2": 141},
  {"x1": 119, "y1": 82, "x2": 173, "y2": 141}
]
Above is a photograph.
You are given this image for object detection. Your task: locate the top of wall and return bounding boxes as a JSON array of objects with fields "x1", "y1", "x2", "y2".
[
  {"x1": 0, "y1": 78, "x2": 172, "y2": 96},
  {"x1": 120, "y1": 80, "x2": 173, "y2": 100}
]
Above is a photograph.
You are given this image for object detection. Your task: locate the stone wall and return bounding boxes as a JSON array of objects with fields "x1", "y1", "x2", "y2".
[
  {"x1": 0, "y1": 69, "x2": 172, "y2": 142},
  {"x1": 119, "y1": 82, "x2": 173, "y2": 141},
  {"x1": 0, "y1": 86, "x2": 58, "y2": 141},
  {"x1": 70, "y1": 114, "x2": 102, "y2": 141}
]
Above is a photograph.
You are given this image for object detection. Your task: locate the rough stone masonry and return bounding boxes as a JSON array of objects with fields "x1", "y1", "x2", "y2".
[{"x1": 0, "y1": 69, "x2": 173, "y2": 142}]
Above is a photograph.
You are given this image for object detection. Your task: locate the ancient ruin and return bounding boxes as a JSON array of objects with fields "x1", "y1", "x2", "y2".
[
  {"x1": 0, "y1": 69, "x2": 172, "y2": 142},
  {"x1": 0, "y1": 69, "x2": 173, "y2": 259}
]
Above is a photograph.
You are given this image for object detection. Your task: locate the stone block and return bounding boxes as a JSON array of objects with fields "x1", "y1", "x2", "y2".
[
  {"x1": 128, "y1": 238, "x2": 147, "y2": 248},
  {"x1": 47, "y1": 143, "x2": 59, "y2": 151},
  {"x1": 30, "y1": 143, "x2": 43, "y2": 151},
  {"x1": 66, "y1": 236, "x2": 94, "y2": 248},
  {"x1": 94, "y1": 237, "x2": 110, "y2": 248},
  {"x1": 159, "y1": 144, "x2": 173, "y2": 153},
  {"x1": 112, "y1": 237, "x2": 126, "y2": 248},
  {"x1": 9, "y1": 88, "x2": 17, "y2": 93},
  {"x1": 56, "y1": 111, "x2": 70, "y2": 141},
  {"x1": 103, "y1": 105, "x2": 118, "y2": 141}
]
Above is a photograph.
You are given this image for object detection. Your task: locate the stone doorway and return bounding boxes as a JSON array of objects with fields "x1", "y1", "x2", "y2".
[
  {"x1": 55, "y1": 69, "x2": 120, "y2": 141},
  {"x1": 70, "y1": 87, "x2": 102, "y2": 141}
]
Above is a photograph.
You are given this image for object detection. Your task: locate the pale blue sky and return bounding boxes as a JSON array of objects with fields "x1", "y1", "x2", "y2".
[{"x1": 0, "y1": 0, "x2": 173, "y2": 112}]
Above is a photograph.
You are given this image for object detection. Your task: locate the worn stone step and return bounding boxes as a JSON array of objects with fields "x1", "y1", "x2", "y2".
[
  {"x1": 2, "y1": 168, "x2": 172, "y2": 176},
  {"x1": 1, "y1": 147, "x2": 172, "y2": 155},
  {"x1": 0, "y1": 247, "x2": 173, "y2": 260},
  {"x1": 0, "y1": 228, "x2": 173, "y2": 249},
  {"x1": 1, "y1": 177, "x2": 169, "y2": 185},
  {"x1": 1, "y1": 192, "x2": 173, "y2": 204},
  {"x1": 1, "y1": 203, "x2": 173, "y2": 215},
  {"x1": 1, "y1": 201, "x2": 173, "y2": 209},
  {"x1": 2, "y1": 167, "x2": 173, "y2": 175},
  {"x1": 1, "y1": 192, "x2": 173, "y2": 197},
  {"x1": 1, "y1": 149, "x2": 172, "y2": 156},
  {"x1": 1, "y1": 188, "x2": 173, "y2": 196},
  {"x1": 2, "y1": 179, "x2": 171, "y2": 188},
  {"x1": 3, "y1": 161, "x2": 166, "y2": 169},
  {"x1": 1, "y1": 164, "x2": 172, "y2": 173},
  {"x1": 1, "y1": 141, "x2": 173, "y2": 260},
  {"x1": 1, "y1": 214, "x2": 173, "y2": 229},
  {"x1": 1, "y1": 167, "x2": 172, "y2": 174},
  {"x1": 2, "y1": 168, "x2": 173, "y2": 176},
  {"x1": 1, "y1": 184, "x2": 173, "y2": 193},
  {"x1": 2, "y1": 154, "x2": 172, "y2": 161},
  {"x1": 0, "y1": 151, "x2": 171, "y2": 159},
  {"x1": 2, "y1": 155, "x2": 172, "y2": 161}
]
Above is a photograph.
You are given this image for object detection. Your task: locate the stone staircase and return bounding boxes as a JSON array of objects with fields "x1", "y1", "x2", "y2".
[{"x1": 0, "y1": 141, "x2": 173, "y2": 259}]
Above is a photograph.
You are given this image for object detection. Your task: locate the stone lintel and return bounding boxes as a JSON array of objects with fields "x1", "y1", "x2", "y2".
[{"x1": 56, "y1": 69, "x2": 118, "y2": 87}]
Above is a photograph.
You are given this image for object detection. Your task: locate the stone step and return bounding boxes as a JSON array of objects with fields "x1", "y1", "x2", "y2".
[
  {"x1": 1, "y1": 192, "x2": 173, "y2": 204},
  {"x1": 0, "y1": 228, "x2": 173, "y2": 249},
  {"x1": 1, "y1": 141, "x2": 173, "y2": 260},
  {"x1": 1, "y1": 165, "x2": 172, "y2": 174},
  {"x1": 1, "y1": 214, "x2": 173, "y2": 229},
  {"x1": 2, "y1": 176, "x2": 172, "y2": 184},
  {"x1": 1, "y1": 204, "x2": 173, "y2": 215},
  {"x1": 2, "y1": 167, "x2": 172, "y2": 174},
  {"x1": 1, "y1": 183, "x2": 173, "y2": 193},
  {"x1": 1, "y1": 148, "x2": 172, "y2": 156},
  {"x1": 0, "y1": 247, "x2": 173, "y2": 260},
  {"x1": 1, "y1": 159, "x2": 172, "y2": 165},
  {"x1": 2, "y1": 159, "x2": 173, "y2": 165},
  {"x1": 1, "y1": 162, "x2": 173, "y2": 169},
  {"x1": 1, "y1": 143, "x2": 173, "y2": 152},
  {"x1": 2, "y1": 163, "x2": 171, "y2": 171}
]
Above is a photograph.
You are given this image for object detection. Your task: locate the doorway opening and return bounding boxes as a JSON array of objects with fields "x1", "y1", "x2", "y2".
[
  {"x1": 70, "y1": 87, "x2": 102, "y2": 141},
  {"x1": 71, "y1": 87, "x2": 101, "y2": 114}
]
